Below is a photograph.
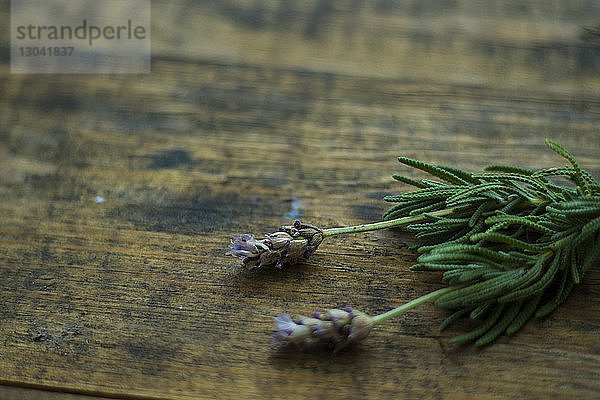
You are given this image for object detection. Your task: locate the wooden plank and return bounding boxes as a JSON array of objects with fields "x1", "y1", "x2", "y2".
[
  {"x1": 1, "y1": 1, "x2": 600, "y2": 399},
  {"x1": 0, "y1": 385, "x2": 112, "y2": 400}
]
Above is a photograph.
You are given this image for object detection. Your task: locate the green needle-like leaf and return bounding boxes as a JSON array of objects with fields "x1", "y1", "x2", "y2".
[{"x1": 384, "y1": 139, "x2": 600, "y2": 345}]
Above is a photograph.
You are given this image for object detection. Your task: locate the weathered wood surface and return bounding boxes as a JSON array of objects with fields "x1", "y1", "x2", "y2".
[{"x1": 1, "y1": 1, "x2": 600, "y2": 399}]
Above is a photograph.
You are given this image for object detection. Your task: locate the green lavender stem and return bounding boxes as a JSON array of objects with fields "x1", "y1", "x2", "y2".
[
  {"x1": 321, "y1": 208, "x2": 456, "y2": 237},
  {"x1": 372, "y1": 286, "x2": 456, "y2": 324}
]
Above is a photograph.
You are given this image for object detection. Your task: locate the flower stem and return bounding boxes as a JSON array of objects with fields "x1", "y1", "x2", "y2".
[
  {"x1": 372, "y1": 286, "x2": 456, "y2": 325},
  {"x1": 321, "y1": 208, "x2": 455, "y2": 238}
]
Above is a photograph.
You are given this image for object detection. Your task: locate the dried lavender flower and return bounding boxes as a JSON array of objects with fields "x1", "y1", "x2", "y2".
[
  {"x1": 227, "y1": 220, "x2": 323, "y2": 268},
  {"x1": 272, "y1": 308, "x2": 374, "y2": 352}
]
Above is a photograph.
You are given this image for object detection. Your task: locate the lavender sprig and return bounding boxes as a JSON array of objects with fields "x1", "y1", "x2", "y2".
[{"x1": 272, "y1": 288, "x2": 453, "y2": 352}]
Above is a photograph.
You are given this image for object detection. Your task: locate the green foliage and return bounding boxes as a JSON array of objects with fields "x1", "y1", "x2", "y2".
[{"x1": 385, "y1": 139, "x2": 600, "y2": 345}]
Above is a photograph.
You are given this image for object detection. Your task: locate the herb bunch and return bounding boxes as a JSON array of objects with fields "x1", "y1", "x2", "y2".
[
  {"x1": 382, "y1": 139, "x2": 600, "y2": 345},
  {"x1": 227, "y1": 140, "x2": 600, "y2": 350}
]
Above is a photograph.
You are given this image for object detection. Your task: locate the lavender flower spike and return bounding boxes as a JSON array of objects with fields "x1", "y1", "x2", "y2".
[
  {"x1": 227, "y1": 220, "x2": 323, "y2": 269},
  {"x1": 272, "y1": 308, "x2": 374, "y2": 352}
]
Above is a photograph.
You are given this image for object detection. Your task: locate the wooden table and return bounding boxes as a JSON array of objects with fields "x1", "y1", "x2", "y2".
[{"x1": 1, "y1": 1, "x2": 600, "y2": 399}]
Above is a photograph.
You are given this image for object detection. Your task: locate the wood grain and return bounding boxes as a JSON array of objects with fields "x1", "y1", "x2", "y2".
[{"x1": 1, "y1": 1, "x2": 600, "y2": 399}]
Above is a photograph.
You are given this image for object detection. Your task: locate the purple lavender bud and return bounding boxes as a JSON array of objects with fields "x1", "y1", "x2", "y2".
[
  {"x1": 272, "y1": 313, "x2": 312, "y2": 346},
  {"x1": 348, "y1": 314, "x2": 375, "y2": 343},
  {"x1": 303, "y1": 246, "x2": 317, "y2": 259},
  {"x1": 325, "y1": 309, "x2": 352, "y2": 326},
  {"x1": 273, "y1": 313, "x2": 296, "y2": 334},
  {"x1": 226, "y1": 234, "x2": 262, "y2": 262}
]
